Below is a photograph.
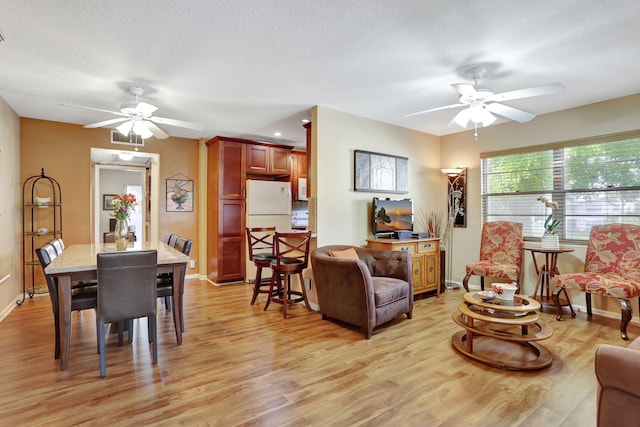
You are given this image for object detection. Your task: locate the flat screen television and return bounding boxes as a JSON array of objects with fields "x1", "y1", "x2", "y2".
[{"x1": 372, "y1": 197, "x2": 413, "y2": 236}]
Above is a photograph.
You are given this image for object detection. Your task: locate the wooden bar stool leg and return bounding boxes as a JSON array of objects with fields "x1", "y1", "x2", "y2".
[
  {"x1": 250, "y1": 265, "x2": 263, "y2": 305},
  {"x1": 298, "y1": 272, "x2": 311, "y2": 311},
  {"x1": 263, "y1": 274, "x2": 276, "y2": 311}
]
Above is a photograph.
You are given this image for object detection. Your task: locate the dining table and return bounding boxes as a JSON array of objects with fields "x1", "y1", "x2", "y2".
[{"x1": 44, "y1": 241, "x2": 189, "y2": 371}]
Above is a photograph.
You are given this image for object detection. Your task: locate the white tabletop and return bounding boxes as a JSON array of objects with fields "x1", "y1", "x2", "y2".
[{"x1": 45, "y1": 241, "x2": 189, "y2": 275}]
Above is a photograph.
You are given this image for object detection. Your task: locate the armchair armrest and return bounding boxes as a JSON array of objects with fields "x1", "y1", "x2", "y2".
[{"x1": 595, "y1": 343, "x2": 640, "y2": 399}]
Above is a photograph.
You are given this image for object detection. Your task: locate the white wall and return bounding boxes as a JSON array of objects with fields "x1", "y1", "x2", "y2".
[
  {"x1": 0, "y1": 97, "x2": 22, "y2": 319},
  {"x1": 440, "y1": 93, "x2": 640, "y2": 316},
  {"x1": 314, "y1": 106, "x2": 441, "y2": 247}
]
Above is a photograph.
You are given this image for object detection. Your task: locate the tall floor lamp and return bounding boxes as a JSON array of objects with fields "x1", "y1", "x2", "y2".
[{"x1": 441, "y1": 168, "x2": 466, "y2": 290}]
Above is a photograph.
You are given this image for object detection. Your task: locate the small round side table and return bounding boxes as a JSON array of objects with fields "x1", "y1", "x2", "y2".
[{"x1": 524, "y1": 244, "x2": 576, "y2": 320}]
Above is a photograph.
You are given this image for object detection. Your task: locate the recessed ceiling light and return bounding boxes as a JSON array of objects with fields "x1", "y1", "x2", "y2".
[
  {"x1": 274, "y1": 132, "x2": 282, "y2": 137},
  {"x1": 301, "y1": 119, "x2": 310, "y2": 124},
  {"x1": 119, "y1": 152, "x2": 134, "y2": 161}
]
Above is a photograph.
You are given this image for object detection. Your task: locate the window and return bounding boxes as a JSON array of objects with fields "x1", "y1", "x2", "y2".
[{"x1": 481, "y1": 131, "x2": 640, "y2": 242}]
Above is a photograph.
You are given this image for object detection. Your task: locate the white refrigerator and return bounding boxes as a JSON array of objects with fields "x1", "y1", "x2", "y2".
[{"x1": 245, "y1": 180, "x2": 292, "y2": 282}]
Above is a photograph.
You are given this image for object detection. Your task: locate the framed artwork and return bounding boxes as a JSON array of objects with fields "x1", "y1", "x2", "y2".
[
  {"x1": 354, "y1": 150, "x2": 408, "y2": 193},
  {"x1": 103, "y1": 194, "x2": 117, "y2": 210},
  {"x1": 166, "y1": 178, "x2": 194, "y2": 212},
  {"x1": 446, "y1": 168, "x2": 467, "y2": 228}
]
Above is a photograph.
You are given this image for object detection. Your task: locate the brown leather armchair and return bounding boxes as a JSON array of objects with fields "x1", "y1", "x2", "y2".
[
  {"x1": 595, "y1": 337, "x2": 640, "y2": 427},
  {"x1": 310, "y1": 245, "x2": 413, "y2": 339}
]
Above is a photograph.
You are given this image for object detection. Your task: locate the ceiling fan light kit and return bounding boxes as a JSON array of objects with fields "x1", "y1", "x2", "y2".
[
  {"x1": 62, "y1": 85, "x2": 204, "y2": 140},
  {"x1": 405, "y1": 66, "x2": 565, "y2": 141}
]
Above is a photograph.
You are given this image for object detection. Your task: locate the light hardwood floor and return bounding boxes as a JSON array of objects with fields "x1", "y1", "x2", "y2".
[{"x1": 0, "y1": 279, "x2": 635, "y2": 426}]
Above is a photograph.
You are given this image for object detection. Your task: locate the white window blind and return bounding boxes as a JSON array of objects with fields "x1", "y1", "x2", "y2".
[{"x1": 481, "y1": 131, "x2": 640, "y2": 242}]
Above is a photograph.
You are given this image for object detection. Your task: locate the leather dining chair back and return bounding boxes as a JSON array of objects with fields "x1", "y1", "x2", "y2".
[
  {"x1": 174, "y1": 237, "x2": 192, "y2": 256},
  {"x1": 51, "y1": 238, "x2": 65, "y2": 255},
  {"x1": 36, "y1": 243, "x2": 97, "y2": 359},
  {"x1": 96, "y1": 250, "x2": 158, "y2": 377}
]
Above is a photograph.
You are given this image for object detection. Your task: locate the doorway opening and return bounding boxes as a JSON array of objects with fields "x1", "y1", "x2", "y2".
[{"x1": 91, "y1": 148, "x2": 160, "y2": 244}]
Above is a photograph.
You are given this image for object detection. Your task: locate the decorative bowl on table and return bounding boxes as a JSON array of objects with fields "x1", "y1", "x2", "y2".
[
  {"x1": 477, "y1": 290, "x2": 495, "y2": 302},
  {"x1": 491, "y1": 282, "x2": 518, "y2": 301}
]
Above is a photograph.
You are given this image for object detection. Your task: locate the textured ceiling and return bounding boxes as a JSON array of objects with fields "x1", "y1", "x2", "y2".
[{"x1": 1, "y1": 1, "x2": 640, "y2": 148}]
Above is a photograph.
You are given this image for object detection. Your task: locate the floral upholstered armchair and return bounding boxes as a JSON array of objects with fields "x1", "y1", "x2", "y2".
[
  {"x1": 462, "y1": 221, "x2": 524, "y2": 292},
  {"x1": 553, "y1": 223, "x2": 640, "y2": 340}
]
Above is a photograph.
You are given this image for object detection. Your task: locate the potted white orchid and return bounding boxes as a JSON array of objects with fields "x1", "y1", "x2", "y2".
[{"x1": 537, "y1": 196, "x2": 560, "y2": 249}]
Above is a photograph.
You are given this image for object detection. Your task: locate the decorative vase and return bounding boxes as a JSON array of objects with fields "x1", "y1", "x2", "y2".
[
  {"x1": 173, "y1": 194, "x2": 187, "y2": 210},
  {"x1": 541, "y1": 231, "x2": 559, "y2": 250},
  {"x1": 114, "y1": 218, "x2": 129, "y2": 251}
]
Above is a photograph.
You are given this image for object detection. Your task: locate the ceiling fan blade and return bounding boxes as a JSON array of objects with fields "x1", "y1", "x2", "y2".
[
  {"x1": 83, "y1": 117, "x2": 129, "y2": 128},
  {"x1": 451, "y1": 83, "x2": 477, "y2": 97},
  {"x1": 59, "y1": 103, "x2": 127, "y2": 117},
  {"x1": 403, "y1": 102, "x2": 465, "y2": 118},
  {"x1": 148, "y1": 116, "x2": 204, "y2": 131},
  {"x1": 490, "y1": 82, "x2": 566, "y2": 102},
  {"x1": 135, "y1": 101, "x2": 158, "y2": 116},
  {"x1": 143, "y1": 120, "x2": 169, "y2": 139},
  {"x1": 486, "y1": 102, "x2": 536, "y2": 123}
]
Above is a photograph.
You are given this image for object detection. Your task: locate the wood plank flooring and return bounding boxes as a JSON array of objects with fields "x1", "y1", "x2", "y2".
[{"x1": 0, "y1": 279, "x2": 635, "y2": 426}]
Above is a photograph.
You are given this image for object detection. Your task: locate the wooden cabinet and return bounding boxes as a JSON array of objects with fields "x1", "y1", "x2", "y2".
[
  {"x1": 290, "y1": 150, "x2": 307, "y2": 202},
  {"x1": 366, "y1": 238, "x2": 440, "y2": 296},
  {"x1": 247, "y1": 144, "x2": 291, "y2": 176},
  {"x1": 206, "y1": 137, "x2": 247, "y2": 282},
  {"x1": 206, "y1": 136, "x2": 295, "y2": 282}
]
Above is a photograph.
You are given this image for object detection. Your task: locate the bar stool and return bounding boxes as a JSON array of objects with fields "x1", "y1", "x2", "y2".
[
  {"x1": 246, "y1": 227, "x2": 277, "y2": 305},
  {"x1": 264, "y1": 231, "x2": 312, "y2": 318}
]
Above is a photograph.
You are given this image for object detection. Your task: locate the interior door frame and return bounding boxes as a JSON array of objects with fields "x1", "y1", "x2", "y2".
[{"x1": 91, "y1": 148, "x2": 160, "y2": 245}]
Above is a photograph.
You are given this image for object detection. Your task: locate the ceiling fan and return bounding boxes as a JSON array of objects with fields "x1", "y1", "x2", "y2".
[
  {"x1": 62, "y1": 86, "x2": 204, "y2": 140},
  {"x1": 404, "y1": 66, "x2": 565, "y2": 133}
]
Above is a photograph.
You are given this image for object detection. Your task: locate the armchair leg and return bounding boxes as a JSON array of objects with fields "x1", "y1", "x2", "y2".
[
  {"x1": 406, "y1": 310, "x2": 412, "y2": 319},
  {"x1": 586, "y1": 293, "x2": 593, "y2": 318},
  {"x1": 480, "y1": 277, "x2": 485, "y2": 291},
  {"x1": 620, "y1": 299, "x2": 632, "y2": 341},
  {"x1": 462, "y1": 274, "x2": 471, "y2": 292}
]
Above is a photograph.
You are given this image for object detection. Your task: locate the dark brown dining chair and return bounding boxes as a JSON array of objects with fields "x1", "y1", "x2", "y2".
[
  {"x1": 264, "y1": 231, "x2": 312, "y2": 318},
  {"x1": 36, "y1": 243, "x2": 97, "y2": 360},
  {"x1": 50, "y1": 238, "x2": 65, "y2": 255},
  {"x1": 246, "y1": 227, "x2": 277, "y2": 305},
  {"x1": 157, "y1": 236, "x2": 192, "y2": 331},
  {"x1": 162, "y1": 232, "x2": 174, "y2": 245},
  {"x1": 96, "y1": 250, "x2": 158, "y2": 378}
]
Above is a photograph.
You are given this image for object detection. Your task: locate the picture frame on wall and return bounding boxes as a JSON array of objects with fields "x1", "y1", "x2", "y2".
[
  {"x1": 447, "y1": 168, "x2": 467, "y2": 228},
  {"x1": 103, "y1": 194, "x2": 117, "y2": 210},
  {"x1": 166, "y1": 178, "x2": 194, "y2": 212},
  {"x1": 354, "y1": 150, "x2": 408, "y2": 193}
]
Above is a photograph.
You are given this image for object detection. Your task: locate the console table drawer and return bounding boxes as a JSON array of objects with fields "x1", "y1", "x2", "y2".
[
  {"x1": 417, "y1": 241, "x2": 437, "y2": 253},
  {"x1": 394, "y1": 243, "x2": 417, "y2": 252}
]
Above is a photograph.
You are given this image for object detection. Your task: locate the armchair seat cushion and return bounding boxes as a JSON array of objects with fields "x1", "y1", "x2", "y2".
[
  {"x1": 372, "y1": 277, "x2": 411, "y2": 307},
  {"x1": 555, "y1": 273, "x2": 640, "y2": 299},
  {"x1": 465, "y1": 260, "x2": 520, "y2": 281}
]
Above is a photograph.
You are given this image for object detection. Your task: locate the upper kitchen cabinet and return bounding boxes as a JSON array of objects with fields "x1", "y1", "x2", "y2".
[{"x1": 247, "y1": 144, "x2": 291, "y2": 176}]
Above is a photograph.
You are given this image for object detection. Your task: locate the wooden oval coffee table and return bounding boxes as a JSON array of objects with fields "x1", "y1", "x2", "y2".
[{"x1": 451, "y1": 291, "x2": 553, "y2": 370}]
